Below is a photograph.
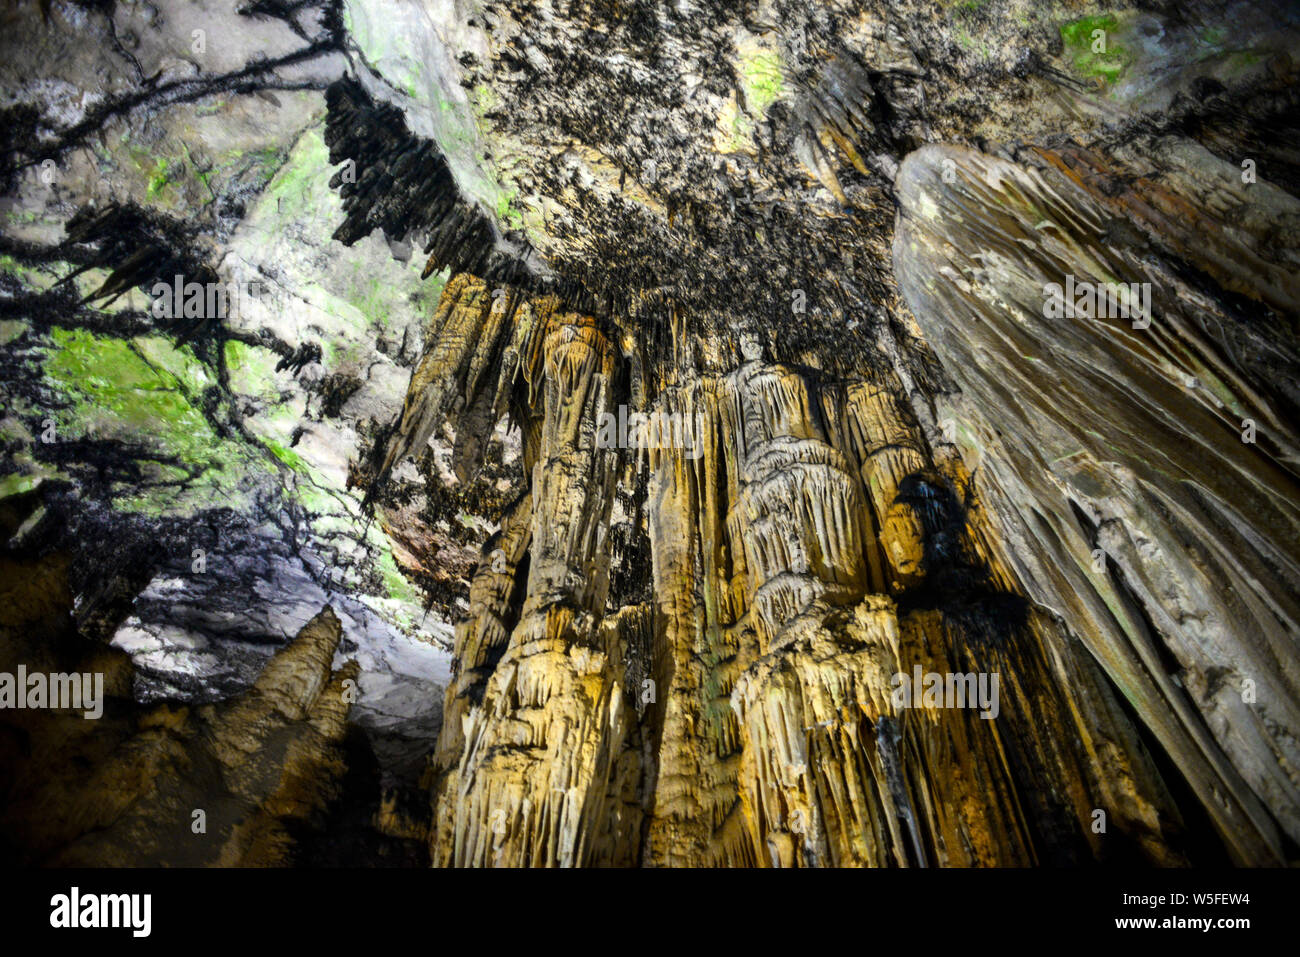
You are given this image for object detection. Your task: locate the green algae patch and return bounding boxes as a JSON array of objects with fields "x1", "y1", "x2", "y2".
[
  {"x1": 720, "y1": 38, "x2": 786, "y2": 153},
  {"x1": 343, "y1": 0, "x2": 508, "y2": 226},
  {"x1": 1223, "y1": 49, "x2": 1264, "y2": 75},
  {"x1": 265, "y1": 438, "x2": 308, "y2": 472},
  {"x1": 347, "y1": 273, "x2": 391, "y2": 328},
  {"x1": 495, "y1": 188, "x2": 525, "y2": 231},
  {"x1": 377, "y1": 549, "x2": 416, "y2": 603},
  {"x1": 1060, "y1": 14, "x2": 1133, "y2": 86},
  {"x1": 146, "y1": 157, "x2": 172, "y2": 198},
  {"x1": 3, "y1": 208, "x2": 43, "y2": 226},
  {"x1": 718, "y1": 95, "x2": 757, "y2": 154},
  {"x1": 40, "y1": 329, "x2": 263, "y2": 515},
  {"x1": 0, "y1": 471, "x2": 46, "y2": 500},
  {"x1": 340, "y1": 259, "x2": 442, "y2": 334},
  {"x1": 45, "y1": 330, "x2": 199, "y2": 437},
  {"x1": 264, "y1": 126, "x2": 333, "y2": 221},
  {"x1": 224, "y1": 340, "x2": 283, "y2": 403},
  {"x1": 0, "y1": 255, "x2": 58, "y2": 292},
  {"x1": 470, "y1": 83, "x2": 499, "y2": 119},
  {"x1": 738, "y1": 48, "x2": 784, "y2": 114},
  {"x1": 135, "y1": 335, "x2": 214, "y2": 393},
  {"x1": 243, "y1": 122, "x2": 444, "y2": 346}
]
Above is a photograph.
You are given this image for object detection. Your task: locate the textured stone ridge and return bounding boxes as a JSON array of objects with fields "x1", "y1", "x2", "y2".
[{"x1": 893, "y1": 142, "x2": 1300, "y2": 864}]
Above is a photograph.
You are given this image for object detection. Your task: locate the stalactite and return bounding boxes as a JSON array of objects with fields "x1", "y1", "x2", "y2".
[{"x1": 392, "y1": 272, "x2": 1196, "y2": 866}]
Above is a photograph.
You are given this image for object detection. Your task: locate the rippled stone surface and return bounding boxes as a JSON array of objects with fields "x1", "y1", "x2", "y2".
[{"x1": 894, "y1": 141, "x2": 1300, "y2": 862}]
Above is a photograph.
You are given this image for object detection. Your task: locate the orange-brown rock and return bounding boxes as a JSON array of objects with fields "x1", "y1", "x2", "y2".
[{"x1": 0, "y1": 536, "x2": 360, "y2": 866}]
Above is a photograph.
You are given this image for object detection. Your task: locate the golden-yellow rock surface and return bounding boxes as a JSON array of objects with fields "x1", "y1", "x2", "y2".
[{"x1": 386, "y1": 274, "x2": 1194, "y2": 867}]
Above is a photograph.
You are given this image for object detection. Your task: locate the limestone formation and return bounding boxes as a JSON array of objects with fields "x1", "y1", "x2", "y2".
[
  {"x1": 1, "y1": 0, "x2": 1298, "y2": 868},
  {"x1": 389, "y1": 273, "x2": 1196, "y2": 866},
  {"x1": 0, "y1": 524, "x2": 362, "y2": 866}
]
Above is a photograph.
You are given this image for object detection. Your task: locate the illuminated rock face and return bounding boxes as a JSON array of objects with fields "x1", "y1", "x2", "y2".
[
  {"x1": 401, "y1": 275, "x2": 1196, "y2": 867},
  {"x1": 382, "y1": 0, "x2": 1300, "y2": 866}
]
